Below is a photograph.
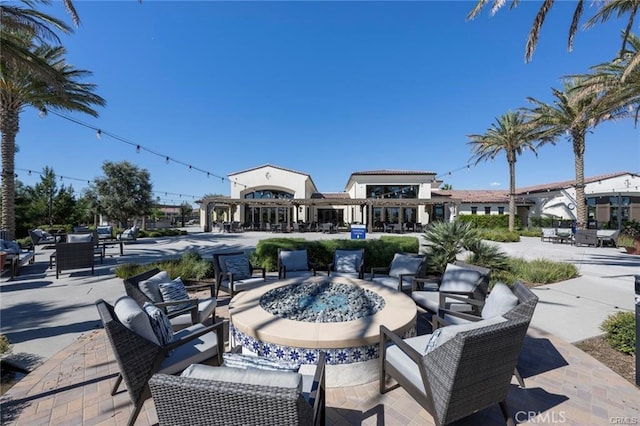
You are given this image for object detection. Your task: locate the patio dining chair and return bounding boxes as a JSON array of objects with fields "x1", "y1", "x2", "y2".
[
  {"x1": 96, "y1": 297, "x2": 224, "y2": 426},
  {"x1": 123, "y1": 268, "x2": 217, "y2": 330},
  {"x1": 212, "y1": 251, "x2": 267, "y2": 298},
  {"x1": 380, "y1": 281, "x2": 538, "y2": 425}
]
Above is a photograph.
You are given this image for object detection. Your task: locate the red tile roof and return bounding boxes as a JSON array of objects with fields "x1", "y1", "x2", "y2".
[
  {"x1": 350, "y1": 169, "x2": 436, "y2": 176},
  {"x1": 311, "y1": 192, "x2": 351, "y2": 199},
  {"x1": 515, "y1": 171, "x2": 638, "y2": 194}
]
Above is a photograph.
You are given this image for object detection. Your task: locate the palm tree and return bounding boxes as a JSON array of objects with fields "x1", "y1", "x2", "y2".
[
  {"x1": 1, "y1": 40, "x2": 105, "y2": 239},
  {"x1": 1, "y1": 1, "x2": 78, "y2": 86},
  {"x1": 525, "y1": 79, "x2": 612, "y2": 229},
  {"x1": 574, "y1": 32, "x2": 640, "y2": 124},
  {"x1": 467, "y1": 0, "x2": 639, "y2": 62},
  {"x1": 467, "y1": 111, "x2": 546, "y2": 232}
]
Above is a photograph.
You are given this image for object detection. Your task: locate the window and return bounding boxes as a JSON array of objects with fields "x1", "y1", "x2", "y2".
[
  {"x1": 470, "y1": 207, "x2": 478, "y2": 215},
  {"x1": 366, "y1": 185, "x2": 419, "y2": 199},
  {"x1": 498, "y1": 206, "x2": 504, "y2": 215},
  {"x1": 484, "y1": 206, "x2": 491, "y2": 215}
]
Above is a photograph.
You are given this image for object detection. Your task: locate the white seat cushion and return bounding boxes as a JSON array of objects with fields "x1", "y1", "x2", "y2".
[
  {"x1": 372, "y1": 276, "x2": 412, "y2": 291},
  {"x1": 425, "y1": 316, "x2": 507, "y2": 353},
  {"x1": 388, "y1": 254, "x2": 423, "y2": 278},
  {"x1": 181, "y1": 363, "x2": 302, "y2": 391},
  {"x1": 139, "y1": 271, "x2": 171, "y2": 303},
  {"x1": 412, "y1": 291, "x2": 477, "y2": 314},
  {"x1": 385, "y1": 334, "x2": 431, "y2": 395},
  {"x1": 481, "y1": 283, "x2": 519, "y2": 319},
  {"x1": 114, "y1": 296, "x2": 160, "y2": 345},
  {"x1": 439, "y1": 263, "x2": 485, "y2": 293}
]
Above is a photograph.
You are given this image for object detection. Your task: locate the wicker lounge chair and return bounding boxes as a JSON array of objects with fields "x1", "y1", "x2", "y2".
[
  {"x1": 411, "y1": 262, "x2": 491, "y2": 317},
  {"x1": 370, "y1": 252, "x2": 426, "y2": 292},
  {"x1": 95, "y1": 297, "x2": 224, "y2": 426},
  {"x1": 277, "y1": 248, "x2": 317, "y2": 280},
  {"x1": 123, "y1": 268, "x2": 216, "y2": 330},
  {"x1": 149, "y1": 352, "x2": 326, "y2": 426},
  {"x1": 327, "y1": 248, "x2": 365, "y2": 279},
  {"x1": 212, "y1": 251, "x2": 267, "y2": 298},
  {"x1": 574, "y1": 229, "x2": 598, "y2": 247},
  {"x1": 54, "y1": 241, "x2": 95, "y2": 279},
  {"x1": 380, "y1": 281, "x2": 538, "y2": 425}
]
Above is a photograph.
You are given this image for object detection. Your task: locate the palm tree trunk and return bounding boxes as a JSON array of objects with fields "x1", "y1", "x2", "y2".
[
  {"x1": 1, "y1": 106, "x2": 19, "y2": 240},
  {"x1": 508, "y1": 159, "x2": 516, "y2": 232},
  {"x1": 572, "y1": 129, "x2": 587, "y2": 229}
]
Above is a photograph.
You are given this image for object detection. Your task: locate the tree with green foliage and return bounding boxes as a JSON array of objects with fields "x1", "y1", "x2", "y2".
[
  {"x1": 525, "y1": 79, "x2": 621, "y2": 229},
  {"x1": 93, "y1": 161, "x2": 153, "y2": 228},
  {"x1": 422, "y1": 221, "x2": 481, "y2": 275},
  {"x1": 1, "y1": 40, "x2": 104, "y2": 239},
  {"x1": 33, "y1": 166, "x2": 57, "y2": 226},
  {"x1": 440, "y1": 183, "x2": 453, "y2": 190},
  {"x1": 467, "y1": 111, "x2": 548, "y2": 232},
  {"x1": 467, "y1": 0, "x2": 639, "y2": 62},
  {"x1": 179, "y1": 202, "x2": 193, "y2": 227}
]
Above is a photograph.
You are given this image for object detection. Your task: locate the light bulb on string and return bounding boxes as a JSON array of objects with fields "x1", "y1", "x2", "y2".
[
  {"x1": 96, "y1": 130, "x2": 102, "y2": 139},
  {"x1": 38, "y1": 107, "x2": 47, "y2": 118},
  {"x1": 136, "y1": 145, "x2": 140, "y2": 154},
  {"x1": 165, "y1": 156, "x2": 170, "y2": 164}
]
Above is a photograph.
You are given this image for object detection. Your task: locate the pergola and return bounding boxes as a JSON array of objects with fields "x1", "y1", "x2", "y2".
[{"x1": 200, "y1": 194, "x2": 457, "y2": 232}]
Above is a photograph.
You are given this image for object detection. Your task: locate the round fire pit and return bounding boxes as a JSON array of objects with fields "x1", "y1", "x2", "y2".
[{"x1": 229, "y1": 276, "x2": 416, "y2": 387}]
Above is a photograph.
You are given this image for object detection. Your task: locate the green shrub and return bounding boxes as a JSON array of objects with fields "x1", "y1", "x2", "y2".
[
  {"x1": 477, "y1": 228, "x2": 520, "y2": 242},
  {"x1": 422, "y1": 221, "x2": 481, "y2": 275},
  {"x1": 457, "y1": 214, "x2": 521, "y2": 229},
  {"x1": 519, "y1": 228, "x2": 541, "y2": 237},
  {"x1": 0, "y1": 334, "x2": 11, "y2": 355},
  {"x1": 254, "y1": 236, "x2": 420, "y2": 273},
  {"x1": 115, "y1": 252, "x2": 214, "y2": 280},
  {"x1": 601, "y1": 311, "x2": 636, "y2": 355},
  {"x1": 492, "y1": 257, "x2": 579, "y2": 286}
]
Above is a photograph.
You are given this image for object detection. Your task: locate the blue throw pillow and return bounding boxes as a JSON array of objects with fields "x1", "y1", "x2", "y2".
[
  {"x1": 143, "y1": 302, "x2": 174, "y2": 348},
  {"x1": 158, "y1": 277, "x2": 192, "y2": 314}
]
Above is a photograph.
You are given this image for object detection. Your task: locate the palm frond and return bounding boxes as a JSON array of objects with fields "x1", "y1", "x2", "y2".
[{"x1": 525, "y1": 0, "x2": 554, "y2": 63}]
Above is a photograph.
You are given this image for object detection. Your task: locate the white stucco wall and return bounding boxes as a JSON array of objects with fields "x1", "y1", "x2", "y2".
[{"x1": 229, "y1": 166, "x2": 314, "y2": 199}]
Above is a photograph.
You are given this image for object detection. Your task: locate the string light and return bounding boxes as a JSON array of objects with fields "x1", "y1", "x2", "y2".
[{"x1": 38, "y1": 109, "x2": 249, "y2": 189}]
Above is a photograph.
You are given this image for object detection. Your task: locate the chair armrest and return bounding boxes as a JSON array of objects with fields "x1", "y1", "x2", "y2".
[
  {"x1": 370, "y1": 267, "x2": 390, "y2": 280},
  {"x1": 397, "y1": 273, "x2": 417, "y2": 293},
  {"x1": 183, "y1": 281, "x2": 215, "y2": 298},
  {"x1": 309, "y1": 351, "x2": 326, "y2": 424},
  {"x1": 432, "y1": 308, "x2": 482, "y2": 330},
  {"x1": 163, "y1": 320, "x2": 226, "y2": 354},
  {"x1": 438, "y1": 291, "x2": 484, "y2": 309},
  {"x1": 155, "y1": 299, "x2": 199, "y2": 323},
  {"x1": 379, "y1": 325, "x2": 423, "y2": 365},
  {"x1": 412, "y1": 276, "x2": 441, "y2": 291},
  {"x1": 251, "y1": 267, "x2": 266, "y2": 280}
]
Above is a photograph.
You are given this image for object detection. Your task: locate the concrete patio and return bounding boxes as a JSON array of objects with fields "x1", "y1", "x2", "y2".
[{"x1": 1, "y1": 230, "x2": 639, "y2": 424}]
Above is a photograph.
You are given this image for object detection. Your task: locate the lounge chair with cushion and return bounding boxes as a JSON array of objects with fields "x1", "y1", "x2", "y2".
[
  {"x1": 212, "y1": 251, "x2": 267, "y2": 298},
  {"x1": 54, "y1": 240, "x2": 95, "y2": 279},
  {"x1": 117, "y1": 225, "x2": 139, "y2": 242},
  {"x1": 370, "y1": 252, "x2": 426, "y2": 292},
  {"x1": 95, "y1": 297, "x2": 224, "y2": 426},
  {"x1": 574, "y1": 229, "x2": 598, "y2": 247},
  {"x1": 411, "y1": 262, "x2": 491, "y2": 317},
  {"x1": 432, "y1": 281, "x2": 539, "y2": 388},
  {"x1": 277, "y1": 248, "x2": 317, "y2": 280},
  {"x1": 123, "y1": 268, "x2": 216, "y2": 331},
  {"x1": 327, "y1": 248, "x2": 365, "y2": 279},
  {"x1": 379, "y1": 281, "x2": 538, "y2": 425},
  {"x1": 149, "y1": 351, "x2": 326, "y2": 426},
  {"x1": 28, "y1": 228, "x2": 60, "y2": 248}
]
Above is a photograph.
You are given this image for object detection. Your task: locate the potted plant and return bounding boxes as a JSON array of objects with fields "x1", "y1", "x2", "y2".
[{"x1": 618, "y1": 221, "x2": 640, "y2": 255}]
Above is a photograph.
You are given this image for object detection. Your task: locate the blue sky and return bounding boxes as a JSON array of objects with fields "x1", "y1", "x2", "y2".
[{"x1": 14, "y1": 1, "x2": 639, "y2": 206}]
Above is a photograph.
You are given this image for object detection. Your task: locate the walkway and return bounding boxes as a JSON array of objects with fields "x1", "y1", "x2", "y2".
[{"x1": 1, "y1": 230, "x2": 639, "y2": 424}]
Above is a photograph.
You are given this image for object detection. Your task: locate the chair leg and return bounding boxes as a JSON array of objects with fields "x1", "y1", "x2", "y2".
[
  {"x1": 127, "y1": 401, "x2": 144, "y2": 426},
  {"x1": 514, "y1": 367, "x2": 525, "y2": 388},
  {"x1": 499, "y1": 400, "x2": 514, "y2": 426},
  {"x1": 111, "y1": 373, "x2": 123, "y2": 395}
]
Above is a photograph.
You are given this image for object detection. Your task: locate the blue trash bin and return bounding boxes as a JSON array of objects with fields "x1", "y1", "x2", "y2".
[{"x1": 351, "y1": 224, "x2": 366, "y2": 240}]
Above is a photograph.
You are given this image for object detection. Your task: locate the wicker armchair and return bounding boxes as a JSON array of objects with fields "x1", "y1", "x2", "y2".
[
  {"x1": 54, "y1": 241, "x2": 95, "y2": 279},
  {"x1": 149, "y1": 352, "x2": 326, "y2": 426},
  {"x1": 123, "y1": 268, "x2": 216, "y2": 330},
  {"x1": 380, "y1": 281, "x2": 538, "y2": 425},
  {"x1": 212, "y1": 251, "x2": 267, "y2": 298},
  {"x1": 327, "y1": 248, "x2": 365, "y2": 279},
  {"x1": 95, "y1": 298, "x2": 224, "y2": 426}
]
